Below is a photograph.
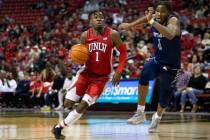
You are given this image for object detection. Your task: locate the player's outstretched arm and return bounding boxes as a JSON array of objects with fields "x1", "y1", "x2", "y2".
[
  {"x1": 110, "y1": 30, "x2": 127, "y2": 86},
  {"x1": 118, "y1": 16, "x2": 148, "y2": 31},
  {"x1": 118, "y1": 7, "x2": 154, "y2": 31}
]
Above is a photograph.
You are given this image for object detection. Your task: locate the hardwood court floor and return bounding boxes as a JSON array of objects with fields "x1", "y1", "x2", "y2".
[{"x1": 0, "y1": 110, "x2": 210, "y2": 140}]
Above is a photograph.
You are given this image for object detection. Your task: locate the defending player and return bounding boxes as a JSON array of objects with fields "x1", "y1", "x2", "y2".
[{"x1": 119, "y1": 1, "x2": 181, "y2": 132}]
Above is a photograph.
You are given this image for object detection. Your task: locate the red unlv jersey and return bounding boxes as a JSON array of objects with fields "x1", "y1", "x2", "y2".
[{"x1": 85, "y1": 26, "x2": 113, "y2": 75}]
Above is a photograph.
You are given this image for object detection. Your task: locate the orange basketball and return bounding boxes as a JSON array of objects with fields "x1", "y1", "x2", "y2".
[{"x1": 69, "y1": 44, "x2": 89, "y2": 64}]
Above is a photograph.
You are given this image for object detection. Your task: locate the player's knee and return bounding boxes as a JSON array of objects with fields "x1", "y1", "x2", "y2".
[
  {"x1": 139, "y1": 74, "x2": 149, "y2": 85},
  {"x1": 139, "y1": 78, "x2": 149, "y2": 85},
  {"x1": 64, "y1": 99, "x2": 75, "y2": 109},
  {"x1": 75, "y1": 101, "x2": 89, "y2": 113},
  {"x1": 82, "y1": 94, "x2": 96, "y2": 106},
  {"x1": 75, "y1": 94, "x2": 96, "y2": 113},
  {"x1": 139, "y1": 70, "x2": 151, "y2": 85},
  {"x1": 159, "y1": 101, "x2": 168, "y2": 108}
]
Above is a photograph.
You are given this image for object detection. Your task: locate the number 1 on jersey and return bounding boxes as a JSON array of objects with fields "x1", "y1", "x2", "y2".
[{"x1": 96, "y1": 52, "x2": 99, "y2": 61}]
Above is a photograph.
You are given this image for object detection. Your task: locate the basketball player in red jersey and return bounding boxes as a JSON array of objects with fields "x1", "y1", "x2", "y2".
[{"x1": 52, "y1": 10, "x2": 127, "y2": 139}]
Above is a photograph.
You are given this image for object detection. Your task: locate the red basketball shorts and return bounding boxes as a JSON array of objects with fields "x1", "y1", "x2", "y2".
[{"x1": 65, "y1": 70, "x2": 110, "y2": 105}]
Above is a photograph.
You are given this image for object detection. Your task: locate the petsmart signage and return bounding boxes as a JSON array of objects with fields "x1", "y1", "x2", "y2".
[{"x1": 97, "y1": 80, "x2": 154, "y2": 103}]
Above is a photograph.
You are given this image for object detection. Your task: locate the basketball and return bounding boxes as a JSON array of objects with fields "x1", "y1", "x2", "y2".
[{"x1": 69, "y1": 44, "x2": 89, "y2": 64}]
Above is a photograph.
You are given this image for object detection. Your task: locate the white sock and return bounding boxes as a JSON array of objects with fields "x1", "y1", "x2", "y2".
[
  {"x1": 64, "y1": 109, "x2": 82, "y2": 124},
  {"x1": 56, "y1": 109, "x2": 82, "y2": 128},
  {"x1": 137, "y1": 105, "x2": 145, "y2": 113}
]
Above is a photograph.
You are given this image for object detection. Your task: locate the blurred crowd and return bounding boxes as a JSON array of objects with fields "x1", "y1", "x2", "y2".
[{"x1": 0, "y1": 0, "x2": 209, "y2": 111}]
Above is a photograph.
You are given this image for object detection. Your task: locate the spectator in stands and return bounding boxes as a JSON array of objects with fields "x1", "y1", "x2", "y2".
[
  {"x1": 53, "y1": 58, "x2": 67, "y2": 77},
  {"x1": 0, "y1": 71, "x2": 17, "y2": 107},
  {"x1": 173, "y1": 63, "x2": 192, "y2": 111},
  {"x1": 40, "y1": 62, "x2": 56, "y2": 82},
  {"x1": 54, "y1": 73, "x2": 74, "y2": 110},
  {"x1": 195, "y1": 6, "x2": 206, "y2": 19},
  {"x1": 40, "y1": 81, "x2": 53, "y2": 111},
  {"x1": 83, "y1": 0, "x2": 99, "y2": 13},
  {"x1": 41, "y1": 71, "x2": 65, "y2": 112},
  {"x1": 118, "y1": 0, "x2": 127, "y2": 6},
  {"x1": 0, "y1": 70, "x2": 5, "y2": 91},
  {"x1": 14, "y1": 73, "x2": 31, "y2": 107},
  {"x1": 188, "y1": 54, "x2": 200, "y2": 72},
  {"x1": 180, "y1": 64, "x2": 208, "y2": 112},
  {"x1": 112, "y1": 12, "x2": 124, "y2": 25},
  {"x1": 136, "y1": 40, "x2": 148, "y2": 58},
  {"x1": 203, "y1": 5, "x2": 210, "y2": 17},
  {"x1": 1, "y1": 71, "x2": 17, "y2": 93},
  {"x1": 29, "y1": 73, "x2": 44, "y2": 108},
  {"x1": 197, "y1": 48, "x2": 206, "y2": 64},
  {"x1": 201, "y1": 32, "x2": 210, "y2": 47}
]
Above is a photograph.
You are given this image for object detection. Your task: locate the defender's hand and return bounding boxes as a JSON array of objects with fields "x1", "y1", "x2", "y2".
[
  {"x1": 112, "y1": 72, "x2": 121, "y2": 87},
  {"x1": 145, "y1": 7, "x2": 155, "y2": 24},
  {"x1": 145, "y1": 10, "x2": 153, "y2": 23},
  {"x1": 118, "y1": 23, "x2": 131, "y2": 31}
]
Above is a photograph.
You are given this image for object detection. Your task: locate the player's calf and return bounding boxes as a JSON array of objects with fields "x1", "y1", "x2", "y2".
[
  {"x1": 76, "y1": 100, "x2": 89, "y2": 113},
  {"x1": 64, "y1": 99, "x2": 75, "y2": 109}
]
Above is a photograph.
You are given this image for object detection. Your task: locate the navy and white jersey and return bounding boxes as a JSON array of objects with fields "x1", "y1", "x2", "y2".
[{"x1": 151, "y1": 16, "x2": 181, "y2": 69}]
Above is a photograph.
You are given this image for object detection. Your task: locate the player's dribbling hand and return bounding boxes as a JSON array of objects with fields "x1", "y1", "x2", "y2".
[
  {"x1": 112, "y1": 72, "x2": 121, "y2": 87},
  {"x1": 118, "y1": 23, "x2": 131, "y2": 31}
]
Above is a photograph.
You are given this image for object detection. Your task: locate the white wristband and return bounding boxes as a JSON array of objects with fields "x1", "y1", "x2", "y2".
[{"x1": 149, "y1": 18, "x2": 155, "y2": 26}]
